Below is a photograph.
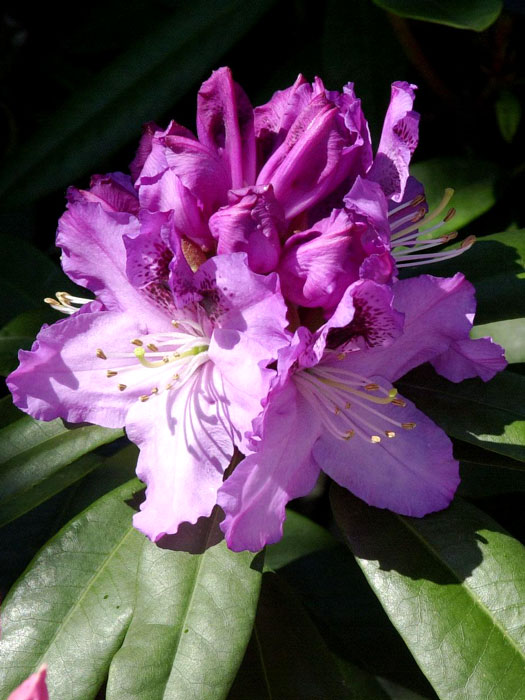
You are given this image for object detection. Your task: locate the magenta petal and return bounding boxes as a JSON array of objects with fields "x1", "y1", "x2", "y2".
[
  {"x1": 209, "y1": 185, "x2": 284, "y2": 273},
  {"x1": 218, "y1": 382, "x2": 321, "y2": 552},
  {"x1": 130, "y1": 363, "x2": 234, "y2": 540},
  {"x1": 57, "y1": 200, "x2": 163, "y2": 319},
  {"x1": 7, "y1": 310, "x2": 170, "y2": 427},
  {"x1": 197, "y1": 67, "x2": 256, "y2": 189},
  {"x1": 368, "y1": 81, "x2": 419, "y2": 202},
  {"x1": 314, "y1": 393, "x2": 459, "y2": 516},
  {"x1": 431, "y1": 337, "x2": 507, "y2": 382},
  {"x1": 130, "y1": 120, "x2": 196, "y2": 183},
  {"x1": 69, "y1": 173, "x2": 139, "y2": 215},
  {"x1": 8, "y1": 666, "x2": 48, "y2": 700}
]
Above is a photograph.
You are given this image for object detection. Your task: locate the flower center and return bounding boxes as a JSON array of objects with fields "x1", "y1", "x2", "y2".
[
  {"x1": 96, "y1": 318, "x2": 210, "y2": 402},
  {"x1": 388, "y1": 188, "x2": 475, "y2": 267},
  {"x1": 294, "y1": 363, "x2": 415, "y2": 443}
]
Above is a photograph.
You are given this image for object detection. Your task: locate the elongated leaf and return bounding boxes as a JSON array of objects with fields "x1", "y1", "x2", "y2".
[
  {"x1": 456, "y1": 440, "x2": 525, "y2": 498},
  {"x1": 495, "y1": 90, "x2": 522, "y2": 143},
  {"x1": 0, "y1": 309, "x2": 55, "y2": 376},
  {"x1": 398, "y1": 367, "x2": 525, "y2": 461},
  {"x1": 471, "y1": 317, "x2": 525, "y2": 364},
  {"x1": 0, "y1": 414, "x2": 123, "y2": 527},
  {"x1": 401, "y1": 229, "x2": 525, "y2": 325},
  {"x1": 228, "y1": 572, "x2": 356, "y2": 700},
  {"x1": 371, "y1": 0, "x2": 503, "y2": 31},
  {"x1": 0, "y1": 0, "x2": 276, "y2": 208},
  {"x1": 0, "y1": 481, "x2": 262, "y2": 700},
  {"x1": 0, "y1": 235, "x2": 77, "y2": 326},
  {"x1": 0, "y1": 394, "x2": 22, "y2": 428},
  {"x1": 410, "y1": 158, "x2": 501, "y2": 235},
  {"x1": 332, "y1": 486, "x2": 525, "y2": 699}
]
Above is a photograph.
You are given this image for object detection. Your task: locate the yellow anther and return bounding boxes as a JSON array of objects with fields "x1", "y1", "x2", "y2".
[
  {"x1": 371, "y1": 435, "x2": 381, "y2": 443},
  {"x1": 96, "y1": 348, "x2": 107, "y2": 360},
  {"x1": 385, "y1": 430, "x2": 396, "y2": 438},
  {"x1": 139, "y1": 395, "x2": 150, "y2": 402},
  {"x1": 402, "y1": 422, "x2": 416, "y2": 430},
  {"x1": 106, "y1": 370, "x2": 118, "y2": 378},
  {"x1": 118, "y1": 384, "x2": 127, "y2": 391},
  {"x1": 150, "y1": 387, "x2": 159, "y2": 395},
  {"x1": 171, "y1": 320, "x2": 180, "y2": 327}
]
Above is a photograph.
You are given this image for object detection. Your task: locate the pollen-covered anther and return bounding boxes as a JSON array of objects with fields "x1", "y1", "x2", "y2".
[
  {"x1": 147, "y1": 343, "x2": 159, "y2": 352},
  {"x1": 392, "y1": 398, "x2": 406, "y2": 407},
  {"x1": 118, "y1": 383, "x2": 127, "y2": 391},
  {"x1": 371, "y1": 435, "x2": 381, "y2": 443},
  {"x1": 106, "y1": 370, "x2": 118, "y2": 378},
  {"x1": 139, "y1": 395, "x2": 150, "y2": 402},
  {"x1": 131, "y1": 339, "x2": 143, "y2": 346},
  {"x1": 402, "y1": 422, "x2": 416, "y2": 430},
  {"x1": 96, "y1": 348, "x2": 107, "y2": 360},
  {"x1": 385, "y1": 430, "x2": 396, "y2": 438},
  {"x1": 150, "y1": 387, "x2": 159, "y2": 395},
  {"x1": 45, "y1": 291, "x2": 93, "y2": 315}
]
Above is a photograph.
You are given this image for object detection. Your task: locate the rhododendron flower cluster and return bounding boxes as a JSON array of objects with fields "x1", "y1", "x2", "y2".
[{"x1": 7, "y1": 68, "x2": 506, "y2": 552}]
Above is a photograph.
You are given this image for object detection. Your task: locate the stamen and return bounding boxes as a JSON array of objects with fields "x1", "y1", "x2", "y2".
[
  {"x1": 96, "y1": 349, "x2": 107, "y2": 360},
  {"x1": 371, "y1": 435, "x2": 381, "y2": 443},
  {"x1": 106, "y1": 370, "x2": 118, "y2": 377},
  {"x1": 118, "y1": 384, "x2": 127, "y2": 391},
  {"x1": 385, "y1": 430, "x2": 396, "y2": 438},
  {"x1": 392, "y1": 398, "x2": 406, "y2": 407},
  {"x1": 395, "y1": 235, "x2": 476, "y2": 268},
  {"x1": 131, "y1": 339, "x2": 143, "y2": 346},
  {"x1": 147, "y1": 343, "x2": 159, "y2": 352},
  {"x1": 344, "y1": 430, "x2": 355, "y2": 440},
  {"x1": 45, "y1": 292, "x2": 92, "y2": 315},
  {"x1": 139, "y1": 395, "x2": 150, "y2": 402},
  {"x1": 402, "y1": 422, "x2": 416, "y2": 430},
  {"x1": 388, "y1": 193, "x2": 426, "y2": 217}
]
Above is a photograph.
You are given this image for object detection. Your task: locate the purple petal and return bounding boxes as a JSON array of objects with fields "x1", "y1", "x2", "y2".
[
  {"x1": 197, "y1": 67, "x2": 256, "y2": 189},
  {"x1": 129, "y1": 120, "x2": 196, "y2": 183},
  {"x1": 314, "y1": 392, "x2": 459, "y2": 516},
  {"x1": 209, "y1": 185, "x2": 284, "y2": 273},
  {"x1": 8, "y1": 666, "x2": 48, "y2": 700},
  {"x1": 7, "y1": 310, "x2": 171, "y2": 427},
  {"x1": 130, "y1": 363, "x2": 234, "y2": 541},
  {"x1": 368, "y1": 82, "x2": 419, "y2": 202},
  {"x1": 343, "y1": 273, "x2": 477, "y2": 382},
  {"x1": 218, "y1": 382, "x2": 321, "y2": 551},
  {"x1": 57, "y1": 200, "x2": 163, "y2": 320},
  {"x1": 431, "y1": 337, "x2": 507, "y2": 382},
  {"x1": 69, "y1": 173, "x2": 139, "y2": 215}
]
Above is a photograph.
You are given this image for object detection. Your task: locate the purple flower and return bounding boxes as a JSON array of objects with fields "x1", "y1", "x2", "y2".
[
  {"x1": 217, "y1": 273, "x2": 506, "y2": 552},
  {"x1": 7, "y1": 189, "x2": 289, "y2": 542}
]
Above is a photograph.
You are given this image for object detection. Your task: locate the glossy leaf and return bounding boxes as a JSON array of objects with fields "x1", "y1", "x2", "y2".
[
  {"x1": 471, "y1": 317, "x2": 525, "y2": 364},
  {"x1": 401, "y1": 229, "x2": 525, "y2": 325},
  {"x1": 0, "y1": 481, "x2": 263, "y2": 700},
  {"x1": 0, "y1": 414, "x2": 123, "y2": 527},
  {"x1": 398, "y1": 367, "x2": 525, "y2": 461},
  {"x1": 0, "y1": 309, "x2": 54, "y2": 376},
  {"x1": 371, "y1": 0, "x2": 503, "y2": 31},
  {"x1": 0, "y1": 235, "x2": 76, "y2": 327},
  {"x1": 0, "y1": 0, "x2": 277, "y2": 208},
  {"x1": 456, "y1": 440, "x2": 525, "y2": 498},
  {"x1": 228, "y1": 572, "x2": 356, "y2": 700},
  {"x1": 332, "y1": 485, "x2": 525, "y2": 699},
  {"x1": 410, "y1": 158, "x2": 501, "y2": 235}
]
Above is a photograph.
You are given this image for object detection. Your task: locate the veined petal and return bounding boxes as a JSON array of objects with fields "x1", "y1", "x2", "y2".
[
  {"x1": 69, "y1": 173, "x2": 139, "y2": 215},
  {"x1": 431, "y1": 337, "x2": 507, "y2": 382},
  {"x1": 7, "y1": 310, "x2": 172, "y2": 428},
  {"x1": 130, "y1": 363, "x2": 235, "y2": 541},
  {"x1": 368, "y1": 81, "x2": 419, "y2": 202},
  {"x1": 314, "y1": 392, "x2": 459, "y2": 516},
  {"x1": 57, "y1": 200, "x2": 163, "y2": 321},
  {"x1": 218, "y1": 382, "x2": 321, "y2": 552},
  {"x1": 197, "y1": 67, "x2": 256, "y2": 189}
]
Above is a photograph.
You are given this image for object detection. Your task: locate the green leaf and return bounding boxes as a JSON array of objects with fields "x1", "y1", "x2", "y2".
[
  {"x1": 0, "y1": 0, "x2": 277, "y2": 208},
  {"x1": 410, "y1": 158, "x2": 501, "y2": 235},
  {"x1": 471, "y1": 318, "x2": 525, "y2": 364},
  {"x1": 495, "y1": 90, "x2": 522, "y2": 143},
  {"x1": 456, "y1": 440, "x2": 525, "y2": 498},
  {"x1": 0, "y1": 414, "x2": 123, "y2": 527},
  {"x1": 398, "y1": 367, "x2": 525, "y2": 461},
  {"x1": 0, "y1": 481, "x2": 263, "y2": 700},
  {"x1": 0, "y1": 394, "x2": 23, "y2": 428},
  {"x1": 332, "y1": 485, "x2": 525, "y2": 699},
  {"x1": 371, "y1": 0, "x2": 503, "y2": 31},
  {"x1": 0, "y1": 235, "x2": 78, "y2": 326},
  {"x1": 265, "y1": 508, "x2": 337, "y2": 571},
  {"x1": 0, "y1": 309, "x2": 57, "y2": 376},
  {"x1": 401, "y1": 229, "x2": 525, "y2": 325},
  {"x1": 228, "y1": 572, "x2": 355, "y2": 699}
]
